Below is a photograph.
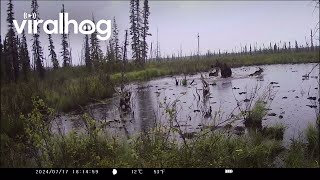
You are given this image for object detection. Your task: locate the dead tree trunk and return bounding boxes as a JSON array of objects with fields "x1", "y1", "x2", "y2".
[
  {"x1": 201, "y1": 74, "x2": 210, "y2": 97},
  {"x1": 119, "y1": 30, "x2": 131, "y2": 112}
]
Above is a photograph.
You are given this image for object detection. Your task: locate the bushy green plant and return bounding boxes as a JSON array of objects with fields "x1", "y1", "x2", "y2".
[{"x1": 305, "y1": 123, "x2": 319, "y2": 160}]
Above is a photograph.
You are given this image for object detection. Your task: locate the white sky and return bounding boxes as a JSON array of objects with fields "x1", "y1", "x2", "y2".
[{"x1": 1, "y1": 0, "x2": 319, "y2": 66}]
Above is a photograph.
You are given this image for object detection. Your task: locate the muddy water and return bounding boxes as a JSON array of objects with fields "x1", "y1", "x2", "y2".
[{"x1": 53, "y1": 63, "x2": 319, "y2": 144}]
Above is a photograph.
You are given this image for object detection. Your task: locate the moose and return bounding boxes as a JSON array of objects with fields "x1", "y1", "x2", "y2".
[
  {"x1": 120, "y1": 91, "x2": 131, "y2": 112},
  {"x1": 209, "y1": 68, "x2": 219, "y2": 77},
  {"x1": 249, "y1": 67, "x2": 263, "y2": 76},
  {"x1": 211, "y1": 60, "x2": 232, "y2": 78}
]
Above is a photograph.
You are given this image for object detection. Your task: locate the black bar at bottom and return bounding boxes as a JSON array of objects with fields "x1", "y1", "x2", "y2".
[{"x1": 1, "y1": 168, "x2": 319, "y2": 178}]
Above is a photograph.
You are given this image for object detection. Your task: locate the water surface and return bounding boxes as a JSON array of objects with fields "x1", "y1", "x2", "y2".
[{"x1": 53, "y1": 63, "x2": 319, "y2": 144}]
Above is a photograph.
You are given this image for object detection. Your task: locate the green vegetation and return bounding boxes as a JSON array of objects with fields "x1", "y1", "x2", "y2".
[
  {"x1": 261, "y1": 124, "x2": 286, "y2": 141},
  {"x1": 111, "y1": 68, "x2": 167, "y2": 82},
  {"x1": 146, "y1": 51, "x2": 319, "y2": 75},
  {"x1": 284, "y1": 121, "x2": 319, "y2": 168},
  {"x1": 2, "y1": 51, "x2": 317, "y2": 119},
  {"x1": 1, "y1": 98, "x2": 318, "y2": 168},
  {"x1": 243, "y1": 100, "x2": 267, "y2": 129},
  {"x1": 1, "y1": 51, "x2": 318, "y2": 154},
  {"x1": 305, "y1": 122, "x2": 319, "y2": 160},
  {"x1": 109, "y1": 51, "x2": 319, "y2": 85},
  {"x1": 181, "y1": 76, "x2": 187, "y2": 86}
]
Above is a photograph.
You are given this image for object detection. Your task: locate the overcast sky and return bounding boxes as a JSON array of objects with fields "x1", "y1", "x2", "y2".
[{"x1": 1, "y1": 0, "x2": 319, "y2": 66}]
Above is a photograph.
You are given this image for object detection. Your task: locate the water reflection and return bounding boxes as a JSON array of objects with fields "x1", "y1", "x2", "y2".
[
  {"x1": 135, "y1": 82, "x2": 156, "y2": 134},
  {"x1": 53, "y1": 63, "x2": 319, "y2": 145}
]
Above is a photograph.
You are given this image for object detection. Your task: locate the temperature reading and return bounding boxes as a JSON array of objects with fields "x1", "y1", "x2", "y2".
[
  {"x1": 132, "y1": 169, "x2": 143, "y2": 175},
  {"x1": 154, "y1": 169, "x2": 165, "y2": 175}
]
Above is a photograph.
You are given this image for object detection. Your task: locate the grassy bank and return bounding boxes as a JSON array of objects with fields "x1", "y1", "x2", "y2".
[
  {"x1": 112, "y1": 51, "x2": 319, "y2": 82},
  {"x1": 1, "y1": 98, "x2": 318, "y2": 168},
  {"x1": 1, "y1": 51, "x2": 318, "y2": 136}
]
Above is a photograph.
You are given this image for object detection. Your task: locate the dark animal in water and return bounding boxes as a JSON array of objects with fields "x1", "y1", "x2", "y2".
[
  {"x1": 120, "y1": 91, "x2": 131, "y2": 112},
  {"x1": 209, "y1": 67, "x2": 219, "y2": 77},
  {"x1": 212, "y1": 60, "x2": 232, "y2": 78},
  {"x1": 249, "y1": 67, "x2": 263, "y2": 76},
  {"x1": 175, "y1": 77, "x2": 179, "y2": 85}
]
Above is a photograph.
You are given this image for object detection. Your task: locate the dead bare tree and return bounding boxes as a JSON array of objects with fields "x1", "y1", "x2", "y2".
[
  {"x1": 312, "y1": 0, "x2": 319, "y2": 40},
  {"x1": 121, "y1": 30, "x2": 129, "y2": 92},
  {"x1": 200, "y1": 74, "x2": 210, "y2": 98},
  {"x1": 119, "y1": 30, "x2": 131, "y2": 112}
]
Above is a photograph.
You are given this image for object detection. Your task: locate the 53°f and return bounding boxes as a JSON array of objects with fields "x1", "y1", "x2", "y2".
[{"x1": 154, "y1": 169, "x2": 165, "y2": 175}]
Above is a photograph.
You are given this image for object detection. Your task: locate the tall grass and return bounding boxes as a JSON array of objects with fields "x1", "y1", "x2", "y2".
[
  {"x1": 1, "y1": 97, "x2": 318, "y2": 168},
  {"x1": 145, "y1": 51, "x2": 319, "y2": 76},
  {"x1": 0, "y1": 97, "x2": 285, "y2": 168},
  {"x1": 305, "y1": 123, "x2": 319, "y2": 160},
  {"x1": 284, "y1": 122, "x2": 319, "y2": 168}
]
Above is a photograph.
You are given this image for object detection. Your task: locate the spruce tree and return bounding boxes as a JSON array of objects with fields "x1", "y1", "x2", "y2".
[
  {"x1": 84, "y1": 25, "x2": 91, "y2": 68},
  {"x1": 17, "y1": 35, "x2": 21, "y2": 69},
  {"x1": 61, "y1": 4, "x2": 70, "y2": 67},
  {"x1": 295, "y1": 40, "x2": 299, "y2": 52},
  {"x1": 20, "y1": 30, "x2": 30, "y2": 80},
  {"x1": 130, "y1": 0, "x2": 138, "y2": 62},
  {"x1": 108, "y1": 39, "x2": 115, "y2": 62},
  {"x1": 288, "y1": 41, "x2": 291, "y2": 52},
  {"x1": 274, "y1": 43, "x2": 277, "y2": 53},
  {"x1": 135, "y1": 0, "x2": 142, "y2": 64},
  {"x1": 47, "y1": 26, "x2": 59, "y2": 69},
  {"x1": 6, "y1": 0, "x2": 19, "y2": 82},
  {"x1": 121, "y1": 30, "x2": 129, "y2": 91},
  {"x1": 90, "y1": 16, "x2": 103, "y2": 64},
  {"x1": 284, "y1": 42, "x2": 287, "y2": 51},
  {"x1": 129, "y1": 0, "x2": 142, "y2": 64},
  {"x1": 0, "y1": 36, "x2": 6, "y2": 82},
  {"x1": 3, "y1": 38, "x2": 11, "y2": 83},
  {"x1": 141, "y1": 0, "x2": 151, "y2": 65},
  {"x1": 105, "y1": 44, "x2": 109, "y2": 61},
  {"x1": 123, "y1": 30, "x2": 129, "y2": 63},
  {"x1": 269, "y1": 42, "x2": 272, "y2": 53},
  {"x1": 31, "y1": 0, "x2": 45, "y2": 78},
  {"x1": 112, "y1": 17, "x2": 121, "y2": 61}
]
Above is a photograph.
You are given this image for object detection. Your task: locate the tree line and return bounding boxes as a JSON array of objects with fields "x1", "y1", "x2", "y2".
[
  {"x1": 202, "y1": 33, "x2": 318, "y2": 59},
  {"x1": 1, "y1": 0, "x2": 318, "y2": 83},
  {"x1": 166, "y1": 32, "x2": 319, "y2": 61},
  {"x1": 1, "y1": 0, "x2": 151, "y2": 83}
]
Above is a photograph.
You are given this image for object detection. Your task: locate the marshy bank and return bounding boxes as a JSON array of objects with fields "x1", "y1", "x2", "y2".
[
  {"x1": 2, "y1": 51, "x2": 319, "y2": 113},
  {"x1": 1, "y1": 95, "x2": 319, "y2": 168},
  {"x1": 1, "y1": 52, "x2": 318, "y2": 139},
  {"x1": 1, "y1": 56, "x2": 319, "y2": 168},
  {"x1": 54, "y1": 63, "x2": 319, "y2": 144}
]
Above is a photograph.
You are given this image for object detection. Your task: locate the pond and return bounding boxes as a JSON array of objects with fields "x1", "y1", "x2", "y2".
[{"x1": 52, "y1": 63, "x2": 319, "y2": 145}]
